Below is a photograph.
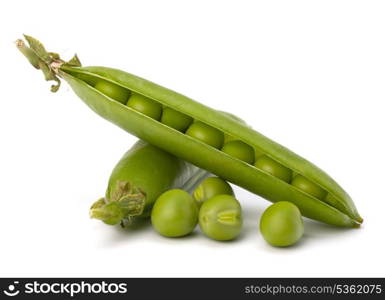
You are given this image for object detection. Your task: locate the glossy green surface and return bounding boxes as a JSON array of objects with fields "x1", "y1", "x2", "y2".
[
  {"x1": 127, "y1": 93, "x2": 162, "y2": 120},
  {"x1": 16, "y1": 36, "x2": 362, "y2": 227},
  {"x1": 223, "y1": 134, "x2": 236, "y2": 144},
  {"x1": 151, "y1": 189, "x2": 198, "y2": 237},
  {"x1": 220, "y1": 112, "x2": 247, "y2": 144},
  {"x1": 292, "y1": 175, "x2": 327, "y2": 200},
  {"x1": 161, "y1": 107, "x2": 193, "y2": 132},
  {"x1": 260, "y1": 201, "x2": 304, "y2": 247},
  {"x1": 94, "y1": 79, "x2": 130, "y2": 104},
  {"x1": 199, "y1": 195, "x2": 242, "y2": 241},
  {"x1": 75, "y1": 72, "x2": 98, "y2": 86},
  {"x1": 59, "y1": 66, "x2": 361, "y2": 227},
  {"x1": 185, "y1": 121, "x2": 224, "y2": 149},
  {"x1": 193, "y1": 177, "x2": 234, "y2": 207},
  {"x1": 222, "y1": 140, "x2": 255, "y2": 164},
  {"x1": 90, "y1": 140, "x2": 205, "y2": 226},
  {"x1": 254, "y1": 155, "x2": 292, "y2": 183}
]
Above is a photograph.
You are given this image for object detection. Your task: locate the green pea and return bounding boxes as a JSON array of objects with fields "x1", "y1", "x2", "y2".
[
  {"x1": 219, "y1": 111, "x2": 253, "y2": 146},
  {"x1": 292, "y1": 175, "x2": 327, "y2": 200},
  {"x1": 254, "y1": 155, "x2": 292, "y2": 183},
  {"x1": 193, "y1": 177, "x2": 234, "y2": 207},
  {"x1": 151, "y1": 189, "x2": 198, "y2": 237},
  {"x1": 199, "y1": 194, "x2": 242, "y2": 241},
  {"x1": 161, "y1": 107, "x2": 193, "y2": 132},
  {"x1": 75, "y1": 72, "x2": 98, "y2": 86},
  {"x1": 94, "y1": 80, "x2": 130, "y2": 104},
  {"x1": 223, "y1": 134, "x2": 236, "y2": 144},
  {"x1": 127, "y1": 93, "x2": 162, "y2": 120},
  {"x1": 185, "y1": 121, "x2": 224, "y2": 149},
  {"x1": 260, "y1": 201, "x2": 304, "y2": 247},
  {"x1": 221, "y1": 140, "x2": 255, "y2": 164}
]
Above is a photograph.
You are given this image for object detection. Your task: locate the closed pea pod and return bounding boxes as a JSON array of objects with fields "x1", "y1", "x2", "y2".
[
  {"x1": 89, "y1": 140, "x2": 207, "y2": 227},
  {"x1": 17, "y1": 35, "x2": 362, "y2": 227}
]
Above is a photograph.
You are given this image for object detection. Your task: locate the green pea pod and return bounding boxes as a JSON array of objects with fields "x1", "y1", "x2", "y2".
[
  {"x1": 90, "y1": 140, "x2": 208, "y2": 227},
  {"x1": 17, "y1": 35, "x2": 362, "y2": 227}
]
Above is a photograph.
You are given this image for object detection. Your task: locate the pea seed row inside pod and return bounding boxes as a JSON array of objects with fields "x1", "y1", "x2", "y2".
[
  {"x1": 17, "y1": 35, "x2": 362, "y2": 228},
  {"x1": 73, "y1": 78, "x2": 344, "y2": 205},
  {"x1": 78, "y1": 76, "x2": 356, "y2": 225},
  {"x1": 77, "y1": 76, "x2": 335, "y2": 203}
]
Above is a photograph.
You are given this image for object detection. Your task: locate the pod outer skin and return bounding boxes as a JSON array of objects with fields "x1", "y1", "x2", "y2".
[
  {"x1": 106, "y1": 140, "x2": 198, "y2": 217},
  {"x1": 61, "y1": 66, "x2": 361, "y2": 227}
]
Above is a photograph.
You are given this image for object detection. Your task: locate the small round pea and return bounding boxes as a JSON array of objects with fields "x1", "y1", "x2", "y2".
[
  {"x1": 260, "y1": 201, "x2": 304, "y2": 247},
  {"x1": 151, "y1": 189, "x2": 198, "y2": 237},
  {"x1": 127, "y1": 93, "x2": 162, "y2": 120},
  {"x1": 193, "y1": 177, "x2": 234, "y2": 207},
  {"x1": 94, "y1": 80, "x2": 130, "y2": 104},
  {"x1": 221, "y1": 140, "x2": 255, "y2": 164},
  {"x1": 161, "y1": 107, "x2": 193, "y2": 132},
  {"x1": 254, "y1": 155, "x2": 292, "y2": 183},
  {"x1": 199, "y1": 195, "x2": 242, "y2": 241},
  {"x1": 291, "y1": 175, "x2": 327, "y2": 200},
  {"x1": 185, "y1": 121, "x2": 224, "y2": 149}
]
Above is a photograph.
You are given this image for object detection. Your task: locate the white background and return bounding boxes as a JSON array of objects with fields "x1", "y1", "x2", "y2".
[{"x1": 1, "y1": 0, "x2": 384, "y2": 277}]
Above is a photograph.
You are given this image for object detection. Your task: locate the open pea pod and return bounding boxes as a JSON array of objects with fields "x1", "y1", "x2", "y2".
[{"x1": 17, "y1": 35, "x2": 362, "y2": 227}]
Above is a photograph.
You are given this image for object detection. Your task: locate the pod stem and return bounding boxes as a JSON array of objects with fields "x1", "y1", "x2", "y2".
[
  {"x1": 15, "y1": 35, "x2": 81, "y2": 92},
  {"x1": 89, "y1": 198, "x2": 124, "y2": 225},
  {"x1": 90, "y1": 181, "x2": 146, "y2": 226}
]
